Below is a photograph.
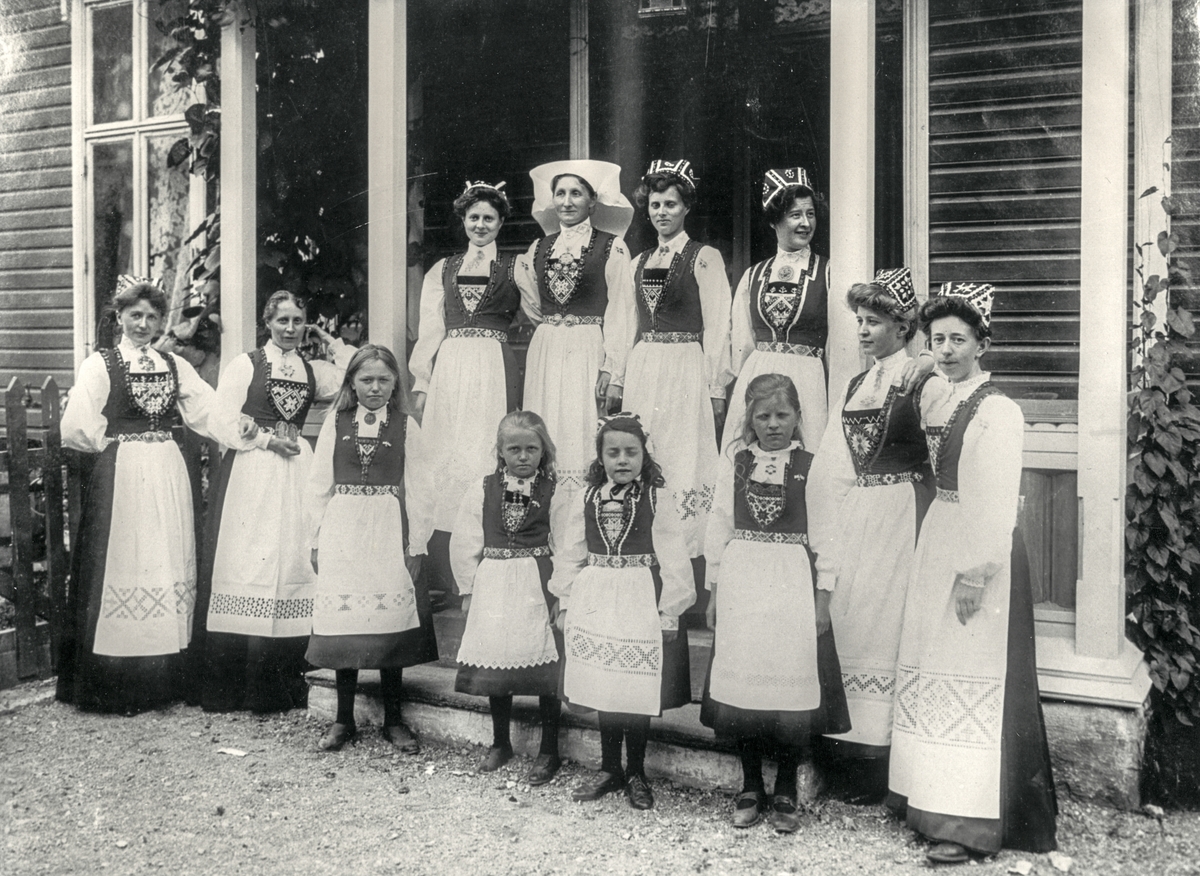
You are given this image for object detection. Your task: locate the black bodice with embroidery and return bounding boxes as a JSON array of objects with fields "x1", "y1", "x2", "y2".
[
  {"x1": 583, "y1": 482, "x2": 658, "y2": 557},
  {"x1": 481, "y1": 471, "x2": 556, "y2": 551},
  {"x1": 632, "y1": 239, "x2": 705, "y2": 335},
  {"x1": 533, "y1": 228, "x2": 616, "y2": 318},
  {"x1": 99, "y1": 348, "x2": 181, "y2": 436},
  {"x1": 923, "y1": 381, "x2": 1005, "y2": 493},
  {"x1": 440, "y1": 251, "x2": 522, "y2": 334},
  {"x1": 732, "y1": 446, "x2": 812, "y2": 535},
  {"x1": 331, "y1": 409, "x2": 406, "y2": 487},
  {"x1": 242, "y1": 347, "x2": 316, "y2": 426},
  {"x1": 744, "y1": 254, "x2": 829, "y2": 348},
  {"x1": 840, "y1": 371, "x2": 930, "y2": 478}
]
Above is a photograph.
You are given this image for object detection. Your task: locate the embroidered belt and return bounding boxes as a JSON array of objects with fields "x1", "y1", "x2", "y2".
[
  {"x1": 114, "y1": 431, "x2": 173, "y2": 443},
  {"x1": 483, "y1": 545, "x2": 551, "y2": 560},
  {"x1": 755, "y1": 341, "x2": 823, "y2": 358},
  {"x1": 335, "y1": 484, "x2": 400, "y2": 497},
  {"x1": 857, "y1": 471, "x2": 924, "y2": 489},
  {"x1": 543, "y1": 313, "x2": 603, "y2": 327},
  {"x1": 642, "y1": 331, "x2": 700, "y2": 344},
  {"x1": 733, "y1": 529, "x2": 808, "y2": 545},
  {"x1": 257, "y1": 421, "x2": 302, "y2": 441},
  {"x1": 447, "y1": 327, "x2": 508, "y2": 342},
  {"x1": 936, "y1": 488, "x2": 960, "y2": 503},
  {"x1": 587, "y1": 552, "x2": 656, "y2": 569}
]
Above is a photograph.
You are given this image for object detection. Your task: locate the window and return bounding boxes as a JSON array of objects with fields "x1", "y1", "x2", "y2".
[{"x1": 77, "y1": 0, "x2": 204, "y2": 350}]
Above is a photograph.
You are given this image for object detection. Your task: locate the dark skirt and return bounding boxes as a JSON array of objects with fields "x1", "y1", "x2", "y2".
[
  {"x1": 700, "y1": 628, "x2": 852, "y2": 745},
  {"x1": 56, "y1": 444, "x2": 188, "y2": 715},
  {"x1": 306, "y1": 563, "x2": 440, "y2": 670},
  {"x1": 887, "y1": 531, "x2": 1058, "y2": 855}
]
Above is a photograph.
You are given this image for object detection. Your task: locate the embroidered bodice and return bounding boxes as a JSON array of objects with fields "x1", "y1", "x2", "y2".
[
  {"x1": 922, "y1": 379, "x2": 1004, "y2": 492},
  {"x1": 732, "y1": 444, "x2": 812, "y2": 535},
  {"x1": 633, "y1": 238, "x2": 704, "y2": 334},
  {"x1": 533, "y1": 227, "x2": 616, "y2": 318},
  {"x1": 841, "y1": 371, "x2": 930, "y2": 478},
  {"x1": 744, "y1": 252, "x2": 829, "y2": 348},
  {"x1": 583, "y1": 481, "x2": 657, "y2": 557},
  {"x1": 99, "y1": 347, "x2": 181, "y2": 436},
  {"x1": 242, "y1": 346, "x2": 316, "y2": 425},
  {"x1": 440, "y1": 250, "x2": 522, "y2": 334},
  {"x1": 331, "y1": 407, "x2": 406, "y2": 487},
  {"x1": 482, "y1": 470, "x2": 556, "y2": 551}
]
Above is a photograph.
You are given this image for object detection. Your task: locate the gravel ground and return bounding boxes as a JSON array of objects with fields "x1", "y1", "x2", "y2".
[{"x1": 1, "y1": 679, "x2": 1198, "y2": 876}]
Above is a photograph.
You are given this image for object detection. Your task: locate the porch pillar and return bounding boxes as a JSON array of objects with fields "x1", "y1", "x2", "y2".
[
  {"x1": 1076, "y1": 0, "x2": 1130, "y2": 661},
  {"x1": 569, "y1": 0, "x2": 589, "y2": 159},
  {"x1": 367, "y1": 0, "x2": 408, "y2": 358},
  {"x1": 219, "y1": 18, "x2": 257, "y2": 365},
  {"x1": 828, "y1": 1, "x2": 874, "y2": 398}
]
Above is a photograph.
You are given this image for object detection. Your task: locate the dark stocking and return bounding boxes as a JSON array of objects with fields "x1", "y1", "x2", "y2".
[
  {"x1": 738, "y1": 736, "x2": 766, "y2": 794},
  {"x1": 774, "y1": 743, "x2": 805, "y2": 799},
  {"x1": 624, "y1": 715, "x2": 651, "y2": 778},
  {"x1": 380, "y1": 667, "x2": 404, "y2": 727},
  {"x1": 334, "y1": 669, "x2": 358, "y2": 726},
  {"x1": 537, "y1": 695, "x2": 561, "y2": 757},
  {"x1": 489, "y1": 695, "x2": 514, "y2": 750},
  {"x1": 597, "y1": 712, "x2": 625, "y2": 775}
]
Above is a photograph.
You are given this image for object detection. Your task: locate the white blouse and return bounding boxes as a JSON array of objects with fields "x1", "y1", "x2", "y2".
[
  {"x1": 209, "y1": 338, "x2": 354, "y2": 452},
  {"x1": 637, "y1": 231, "x2": 734, "y2": 399},
  {"x1": 61, "y1": 337, "x2": 216, "y2": 453},
  {"x1": 515, "y1": 217, "x2": 638, "y2": 388}
]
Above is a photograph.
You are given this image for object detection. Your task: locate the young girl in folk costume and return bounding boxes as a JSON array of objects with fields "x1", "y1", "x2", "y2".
[
  {"x1": 888, "y1": 286, "x2": 1056, "y2": 864},
  {"x1": 449, "y1": 411, "x2": 564, "y2": 785},
  {"x1": 702, "y1": 373, "x2": 850, "y2": 832},
  {"x1": 515, "y1": 160, "x2": 637, "y2": 546},
  {"x1": 622, "y1": 159, "x2": 733, "y2": 561},
  {"x1": 57, "y1": 277, "x2": 218, "y2": 714},
  {"x1": 807, "y1": 268, "x2": 935, "y2": 800},
  {"x1": 307, "y1": 345, "x2": 437, "y2": 752},
  {"x1": 198, "y1": 290, "x2": 353, "y2": 713},
  {"x1": 408, "y1": 181, "x2": 534, "y2": 600},
  {"x1": 552, "y1": 415, "x2": 694, "y2": 810}
]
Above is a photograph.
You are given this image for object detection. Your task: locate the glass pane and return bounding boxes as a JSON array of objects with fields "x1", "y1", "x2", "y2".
[
  {"x1": 148, "y1": 15, "x2": 195, "y2": 117},
  {"x1": 92, "y1": 140, "x2": 134, "y2": 341},
  {"x1": 1018, "y1": 469, "x2": 1078, "y2": 610},
  {"x1": 147, "y1": 133, "x2": 193, "y2": 312},
  {"x1": 91, "y1": 3, "x2": 133, "y2": 124}
]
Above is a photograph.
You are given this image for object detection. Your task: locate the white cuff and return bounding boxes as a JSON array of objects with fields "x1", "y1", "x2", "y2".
[{"x1": 659, "y1": 612, "x2": 678, "y2": 631}]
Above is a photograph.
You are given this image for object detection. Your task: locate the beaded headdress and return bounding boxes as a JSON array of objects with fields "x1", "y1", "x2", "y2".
[
  {"x1": 596, "y1": 411, "x2": 653, "y2": 453},
  {"x1": 935, "y1": 281, "x2": 995, "y2": 328},
  {"x1": 460, "y1": 180, "x2": 510, "y2": 208},
  {"x1": 644, "y1": 159, "x2": 697, "y2": 193},
  {"x1": 761, "y1": 167, "x2": 814, "y2": 210},
  {"x1": 873, "y1": 267, "x2": 918, "y2": 313},
  {"x1": 114, "y1": 274, "x2": 164, "y2": 296}
]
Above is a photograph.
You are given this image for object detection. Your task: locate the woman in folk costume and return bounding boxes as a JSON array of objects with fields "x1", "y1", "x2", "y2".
[
  {"x1": 57, "y1": 276, "x2": 217, "y2": 714},
  {"x1": 450, "y1": 411, "x2": 564, "y2": 785},
  {"x1": 407, "y1": 181, "x2": 533, "y2": 594},
  {"x1": 552, "y1": 414, "x2": 695, "y2": 810},
  {"x1": 515, "y1": 160, "x2": 637, "y2": 541},
  {"x1": 888, "y1": 284, "x2": 1057, "y2": 864},
  {"x1": 622, "y1": 159, "x2": 732, "y2": 560},
  {"x1": 702, "y1": 373, "x2": 850, "y2": 832},
  {"x1": 199, "y1": 290, "x2": 353, "y2": 713},
  {"x1": 806, "y1": 268, "x2": 935, "y2": 800},
  {"x1": 722, "y1": 167, "x2": 845, "y2": 454},
  {"x1": 307, "y1": 345, "x2": 436, "y2": 753}
]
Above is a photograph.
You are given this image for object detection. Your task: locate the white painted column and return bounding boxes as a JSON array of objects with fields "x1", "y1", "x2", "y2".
[
  {"x1": 902, "y1": 0, "x2": 930, "y2": 311},
  {"x1": 1133, "y1": 0, "x2": 1173, "y2": 371},
  {"x1": 828, "y1": 1, "x2": 875, "y2": 397},
  {"x1": 569, "y1": 0, "x2": 589, "y2": 159},
  {"x1": 368, "y1": 0, "x2": 408, "y2": 359},
  {"x1": 1076, "y1": 0, "x2": 1130, "y2": 661},
  {"x1": 219, "y1": 18, "x2": 258, "y2": 366}
]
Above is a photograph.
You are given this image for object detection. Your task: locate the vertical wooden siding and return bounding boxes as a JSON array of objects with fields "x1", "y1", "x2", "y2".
[{"x1": 0, "y1": 0, "x2": 74, "y2": 423}]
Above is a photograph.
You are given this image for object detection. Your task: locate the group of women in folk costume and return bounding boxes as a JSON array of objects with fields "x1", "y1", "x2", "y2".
[{"x1": 55, "y1": 152, "x2": 1057, "y2": 861}]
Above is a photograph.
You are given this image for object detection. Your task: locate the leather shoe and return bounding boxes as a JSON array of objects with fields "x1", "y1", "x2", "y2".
[
  {"x1": 768, "y1": 794, "x2": 802, "y2": 833},
  {"x1": 571, "y1": 770, "x2": 625, "y2": 802},
  {"x1": 731, "y1": 790, "x2": 766, "y2": 828},
  {"x1": 380, "y1": 722, "x2": 420, "y2": 754},
  {"x1": 926, "y1": 842, "x2": 970, "y2": 864},
  {"x1": 625, "y1": 773, "x2": 654, "y2": 810},
  {"x1": 478, "y1": 745, "x2": 513, "y2": 773},
  {"x1": 526, "y1": 753, "x2": 562, "y2": 786},
  {"x1": 317, "y1": 722, "x2": 356, "y2": 751}
]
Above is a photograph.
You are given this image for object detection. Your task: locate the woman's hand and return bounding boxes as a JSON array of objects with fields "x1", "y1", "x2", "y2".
[
  {"x1": 898, "y1": 353, "x2": 936, "y2": 395},
  {"x1": 711, "y1": 397, "x2": 726, "y2": 422},
  {"x1": 310, "y1": 549, "x2": 319, "y2": 575},
  {"x1": 460, "y1": 594, "x2": 472, "y2": 615},
  {"x1": 705, "y1": 585, "x2": 717, "y2": 629},
  {"x1": 952, "y1": 576, "x2": 986, "y2": 625},
  {"x1": 238, "y1": 416, "x2": 259, "y2": 443},
  {"x1": 596, "y1": 371, "x2": 621, "y2": 413},
  {"x1": 267, "y1": 436, "x2": 302, "y2": 458},
  {"x1": 404, "y1": 553, "x2": 422, "y2": 583},
  {"x1": 555, "y1": 609, "x2": 567, "y2": 633},
  {"x1": 815, "y1": 589, "x2": 832, "y2": 636},
  {"x1": 306, "y1": 323, "x2": 336, "y2": 347},
  {"x1": 662, "y1": 629, "x2": 678, "y2": 644},
  {"x1": 412, "y1": 391, "x2": 427, "y2": 426}
]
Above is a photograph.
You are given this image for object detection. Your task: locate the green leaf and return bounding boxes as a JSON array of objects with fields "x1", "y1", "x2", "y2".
[
  {"x1": 1159, "y1": 230, "x2": 1181, "y2": 257},
  {"x1": 1155, "y1": 429, "x2": 1184, "y2": 458},
  {"x1": 1145, "y1": 449, "x2": 1168, "y2": 476},
  {"x1": 1140, "y1": 186, "x2": 1159, "y2": 199},
  {"x1": 1167, "y1": 307, "x2": 1197, "y2": 339}
]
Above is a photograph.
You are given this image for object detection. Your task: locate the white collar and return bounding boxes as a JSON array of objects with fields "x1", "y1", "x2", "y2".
[
  {"x1": 503, "y1": 470, "x2": 534, "y2": 494},
  {"x1": 774, "y1": 246, "x2": 811, "y2": 264},
  {"x1": 872, "y1": 347, "x2": 910, "y2": 372},
  {"x1": 943, "y1": 370, "x2": 991, "y2": 393},
  {"x1": 655, "y1": 230, "x2": 690, "y2": 255},
  {"x1": 355, "y1": 403, "x2": 388, "y2": 427},
  {"x1": 600, "y1": 480, "x2": 634, "y2": 501},
  {"x1": 559, "y1": 217, "x2": 593, "y2": 241},
  {"x1": 265, "y1": 339, "x2": 301, "y2": 361},
  {"x1": 118, "y1": 335, "x2": 153, "y2": 356},
  {"x1": 748, "y1": 440, "x2": 801, "y2": 458},
  {"x1": 462, "y1": 241, "x2": 497, "y2": 267}
]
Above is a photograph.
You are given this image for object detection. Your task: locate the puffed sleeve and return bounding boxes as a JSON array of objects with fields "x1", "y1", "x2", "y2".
[
  {"x1": 310, "y1": 339, "x2": 354, "y2": 401},
  {"x1": 601, "y1": 237, "x2": 637, "y2": 388},
  {"x1": 60, "y1": 353, "x2": 112, "y2": 453},
  {"x1": 651, "y1": 492, "x2": 696, "y2": 628},
  {"x1": 209, "y1": 354, "x2": 269, "y2": 451},
  {"x1": 730, "y1": 267, "x2": 755, "y2": 377},
  {"x1": 514, "y1": 240, "x2": 543, "y2": 324},
  {"x1": 703, "y1": 451, "x2": 736, "y2": 588},
  {"x1": 448, "y1": 477, "x2": 486, "y2": 596},
  {"x1": 171, "y1": 354, "x2": 218, "y2": 441},
  {"x1": 548, "y1": 492, "x2": 588, "y2": 611},
  {"x1": 697, "y1": 245, "x2": 734, "y2": 399},
  {"x1": 409, "y1": 260, "x2": 447, "y2": 395},
  {"x1": 307, "y1": 412, "x2": 338, "y2": 549},
  {"x1": 806, "y1": 381, "x2": 858, "y2": 591},
  {"x1": 955, "y1": 395, "x2": 1024, "y2": 585}
]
